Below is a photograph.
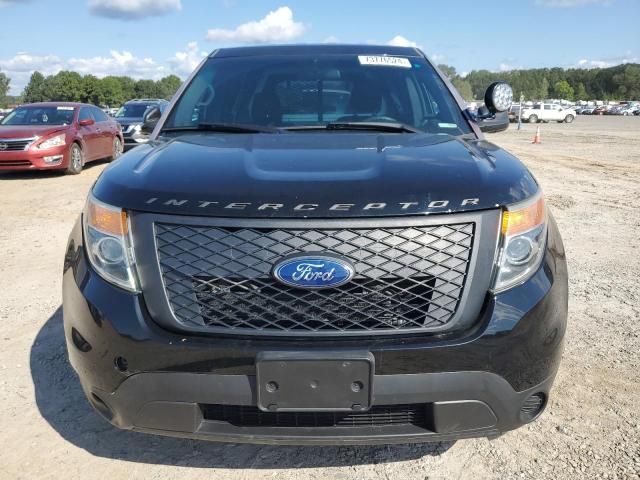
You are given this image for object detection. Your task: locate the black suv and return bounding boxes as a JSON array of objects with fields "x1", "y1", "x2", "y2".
[
  {"x1": 63, "y1": 45, "x2": 567, "y2": 445},
  {"x1": 113, "y1": 98, "x2": 168, "y2": 151}
]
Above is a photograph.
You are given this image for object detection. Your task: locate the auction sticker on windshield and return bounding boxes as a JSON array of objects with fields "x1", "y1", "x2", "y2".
[
  {"x1": 57, "y1": 106, "x2": 74, "y2": 111},
  {"x1": 358, "y1": 56, "x2": 412, "y2": 68}
]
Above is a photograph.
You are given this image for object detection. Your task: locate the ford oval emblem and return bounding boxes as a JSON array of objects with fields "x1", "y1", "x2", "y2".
[{"x1": 273, "y1": 255, "x2": 355, "y2": 289}]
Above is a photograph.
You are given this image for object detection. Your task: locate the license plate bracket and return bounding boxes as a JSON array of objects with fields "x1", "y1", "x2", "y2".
[{"x1": 256, "y1": 351, "x2": 374, "y2": 412}]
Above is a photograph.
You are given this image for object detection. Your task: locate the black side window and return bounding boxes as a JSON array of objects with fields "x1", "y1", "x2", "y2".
[
  {"x1": 79, "y1": 107, "x2": 94, "y2": 122},
  {"x1": 92, "y1": 107, "x2": 109, "y2": 122}
]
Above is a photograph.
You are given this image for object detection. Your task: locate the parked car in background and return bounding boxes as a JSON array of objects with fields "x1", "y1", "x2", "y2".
[
  {"x1": 604, "y1": 105, "x2": 623, "y2": 115},
  {"x1": 618, "y1": 105, "x2": 638, "y2": 116},
  {"x1": 521, "y1": 103, "x2": 576, "y2": 123},
  {"x1": 0, "y1": 102, "x2": 123, "y2": 174},
  {"x1": 592, "y1": 106, "x2": 609, "y2": 115},
  {"x1": 114, "y1": 99, "x2": 169, "y2": 150},
  {"x1": 580, "y1": 106, "x2": 595, "y2": 115},
  {"x1": 508, "y1": 104, "x2": 521, "y2": 122},
  {"x1": 0, "y1": 108, "x2": 14, "y2": 121}
]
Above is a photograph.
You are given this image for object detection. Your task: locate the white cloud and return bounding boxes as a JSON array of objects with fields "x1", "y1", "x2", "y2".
[
  {"x1": 535, "y1": 0, "x2": 611, "y2": 6},
  {"x1": 0, "y1": 43, "x2": 207, "y2": 94},
  {"x1": 88, "y1": 0, "x2": 182, "y2": 20},
  {"x1": 323, "y1": 36, "x2": 340, "y2": 44},
  {"x1": 67, "y1": 50, "x2": 168, "y2": 79},
  {"x1": 577, "y1": 56, "x2": 638, "y2": 68},
  {"x1": 206, "y1": 6, "x2": 305, "y2": 43},
  {"x1": 0, "y1": 53, "x2": 65, "y2": 94},
  {"x1": 168, "y1": 41, "x2": 208, "y2": 75},
  {"x1": 431, "y1": 53, "x2": 445, "y2": 62},
  {"x1": 0, "y1": 0, "x2": 24, "y2": 6},
  {"x1": 387, "y1": 35, "x2": 420, "y2": 48}
]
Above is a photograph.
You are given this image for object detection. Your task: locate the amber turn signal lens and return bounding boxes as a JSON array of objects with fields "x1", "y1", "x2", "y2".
[
  {"x1": 86, "y1": 199, "x2": 128, "y2": 236},
  {"x1": 501, "y1": 196, "x2": 546, "y2": 236}
]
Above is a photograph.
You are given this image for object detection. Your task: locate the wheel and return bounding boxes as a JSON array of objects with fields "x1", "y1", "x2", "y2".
[
  {"x1": 528, "y1": 115, "x2": 538, "y2": 123},
  {"x1": 110, "y1": 136, "x2": 123, "y2": 161},
  {"x1": 65, "y1": 143, "x2": 83, "y2": 175},
  {"x1": 564, "y1": 114, "x2": 575, "y2": 123}
]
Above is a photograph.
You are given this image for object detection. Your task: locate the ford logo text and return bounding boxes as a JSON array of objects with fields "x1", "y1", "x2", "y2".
[{"x1": 272, "y1": 255, "x2": 355, "y2": 289}]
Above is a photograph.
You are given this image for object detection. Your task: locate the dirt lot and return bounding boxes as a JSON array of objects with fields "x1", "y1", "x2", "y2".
[{"x1": 0, "y1": 115, "x2": 639, "y2": 479}]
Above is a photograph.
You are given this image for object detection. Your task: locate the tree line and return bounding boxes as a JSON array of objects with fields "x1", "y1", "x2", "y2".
[
  {"x1": 0, "y1": 70, "x2": 182, "y2": 108},
  {"x1": 2, "y1": 62, "x2": 639, "y2": 109},
  {"x1": 439, "y1": 63, "x2": 640, "y2": 102}
]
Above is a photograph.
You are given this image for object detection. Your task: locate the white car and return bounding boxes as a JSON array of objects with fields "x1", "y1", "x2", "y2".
[
  {"x1": 619, "y1": 105, "x2": 639, "y2": 116},
  {"x1": 521, "y1": 103, "x2": 576, "y2": 123}
]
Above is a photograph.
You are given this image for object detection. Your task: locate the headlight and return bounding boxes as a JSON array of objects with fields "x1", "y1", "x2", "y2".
[
  {"x1": 83, "y1": 194, "x2": 138, "y2": 292},
  {"x1": 492, "y1": 194, "x2": 547, "y2": 292},
  {"x1": 132, "y1": 124, "x2": 142, "y2": 134},
  {"x1": 34, "y1": 133, "x2": 66, "y2": 150}
]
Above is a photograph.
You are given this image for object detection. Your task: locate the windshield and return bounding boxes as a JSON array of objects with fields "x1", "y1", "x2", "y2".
[
  {"x1": 163, "y1": 54, "x2": 472, "y2": 135},
  {"x1": 1, "y1": 106, "x2": 75, "y2": 126},
  {"x1": 115, "y1": 104, "x2": 152, "y2": 119}
]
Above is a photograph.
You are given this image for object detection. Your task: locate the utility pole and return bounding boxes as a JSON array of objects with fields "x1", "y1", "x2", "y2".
[{"x1": 517, "y1": 92, "x2": 524, "y2": 131}]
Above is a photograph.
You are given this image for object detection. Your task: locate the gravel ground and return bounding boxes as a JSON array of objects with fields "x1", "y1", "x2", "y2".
[{"x1": 0, "y1": 115, "x2": 639, "y2": 479}]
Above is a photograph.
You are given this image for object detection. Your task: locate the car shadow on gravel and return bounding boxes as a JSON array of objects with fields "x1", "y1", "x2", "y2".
[
  {"x1": 0, "y1": 160, "x2": 109, "y2": 180},
  {"x1": 30, "y1": 307, "x2": 453, "y2": 468}
]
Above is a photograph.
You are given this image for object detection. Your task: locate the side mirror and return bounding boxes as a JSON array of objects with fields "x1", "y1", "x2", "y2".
[
  {"x1": 141, "y1": 106, "x2": 161, "y2": 134},
  {"x1": 469, "y1": 81, "x2": 513, "y2": 133},
  {"x1": 477, "y1": 111, "x2": 510, "y2": 134},
  {"x1": 78, "y1": 118, "x2": 95, "y2": 127}
]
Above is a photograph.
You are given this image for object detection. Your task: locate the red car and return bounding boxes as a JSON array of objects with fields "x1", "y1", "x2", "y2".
[{"x1": 0, "y1": 102, "x2": 124, "y2": 174}]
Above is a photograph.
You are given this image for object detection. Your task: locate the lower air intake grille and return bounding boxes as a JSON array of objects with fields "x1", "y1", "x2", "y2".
[
  {"x1": 155, "y1": 222, "x2": 474, "y2": 336},
  {"x1": 201, "y1": 404, "x2": 429, "y2": 428}
]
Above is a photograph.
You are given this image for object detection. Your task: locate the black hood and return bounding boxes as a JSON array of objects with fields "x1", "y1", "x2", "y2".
[{"x1": 92, "y1": 132, "x2": 539, "y2": 218}]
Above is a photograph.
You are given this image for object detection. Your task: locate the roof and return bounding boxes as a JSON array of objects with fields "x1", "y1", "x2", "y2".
[
  {"x1": 21, "y1": 102, "x2": 88, "y2": 108},
  {"x1": 124, "y1": 98, "x2": 167, "y2": 104},
  {"x1": 211, "y1": 44, "x2": 424, "y2": 59}
]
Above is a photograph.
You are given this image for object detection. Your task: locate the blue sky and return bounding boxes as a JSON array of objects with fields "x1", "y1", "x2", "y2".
[{"x1": 0, "y1": 0, "x2": 638, "y2": 94}]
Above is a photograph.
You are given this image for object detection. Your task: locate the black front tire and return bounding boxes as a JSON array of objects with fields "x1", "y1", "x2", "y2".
[
  {"x1": 564, "y1": 115, "x2": 575, "y2": 123},
  {"x1": 528, "y1": 115, "x2": 538, "y2": 123},
  {"x1": 109, "y1": 136, "x2": 123, "y2": 161},
  {"x1": 65, "y1": 143, "x2": 83, "y2": 175}
]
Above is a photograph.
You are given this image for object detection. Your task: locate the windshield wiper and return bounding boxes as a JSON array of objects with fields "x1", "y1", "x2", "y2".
[
  {"x1": 161, "y1": 122, "x2": 282, "y2": 134},
  {"x1": 284, "y1": 122, "x2": 423, "y2": 133}
]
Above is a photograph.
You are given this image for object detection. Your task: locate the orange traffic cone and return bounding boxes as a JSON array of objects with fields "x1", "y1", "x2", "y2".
[{"x1": 532, "y1": 126, "x2": 541, "y2": 144}]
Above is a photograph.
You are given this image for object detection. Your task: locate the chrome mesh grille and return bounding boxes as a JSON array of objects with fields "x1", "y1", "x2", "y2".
[
  {"x1": 0, "y1": 138, "x2": 34, "y2": 151},
  {"x1": 155, "y1": 222, "x2": 474, "y2": 335}
]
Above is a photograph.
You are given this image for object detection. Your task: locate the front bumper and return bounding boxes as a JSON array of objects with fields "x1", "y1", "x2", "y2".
[
  {"x1": 121, "y1": 129, "x2": 149, "y2": 150},
  {"x1": 0, "y1": 145, "x2": 68, "y2": 170},
  {"x1": 62, "y1": 214, "x2": 568, "y2": 444}
]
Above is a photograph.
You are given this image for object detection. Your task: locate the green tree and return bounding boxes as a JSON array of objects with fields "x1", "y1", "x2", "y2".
[
  {"x1": 575, "y1": 82, "x2": 587, "y2": 101},
  {"x1": 22, "y1": 71, "x2": 47, "y2": 103},
  {"x1": 553, "y1": 80, "x2": 574, "y2": 100},
  {"x1": 112, "y1": 76, "x2": 136, "y2": 102},
  {"x1": 539, "y1": 77, "x2": 549, "y2": 100},
  {"x1": 98, "y1": 77, "x2": 125, "y2": 107},
  {"x1": 437, "y1": 64, "x2": 473, "y2": 100},
  {"x1": 0, "y1": 71, "x2": 10, "y2": 108},
  {"x1": 81, "y1": 75, "x2": 101, "y2": 104},
  {"x1": 42, "y1": 71, "x2": 84, "y2": 101},
  {"x1": 452, "y1": 77, "x2": 473, "y2": 101},
  {"x1": 156, "y1": 75, "x2": 182, "y2": 100},
  {"x1": 437, "y1": 64, "x2": 457, "y2": 78},
  {"x1": 134, "y1": 79, "x2": 157, "y2": 98}
]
